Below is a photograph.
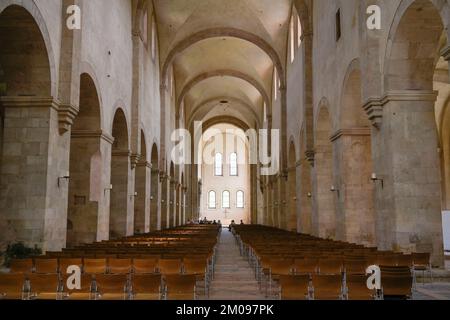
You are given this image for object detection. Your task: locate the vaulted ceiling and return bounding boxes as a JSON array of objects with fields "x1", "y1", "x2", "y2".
[{"x1": 153, "y1": 0, "x2": 295, "y2": 129}]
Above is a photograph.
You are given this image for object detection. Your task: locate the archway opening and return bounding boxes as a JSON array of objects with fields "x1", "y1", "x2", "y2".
[
  {"x1": 169, "y1": 162, "x2": 175, "y2": 227},
  {"x1": 134, "y1": 131, "x2": 148, "y2": 234},
  {"x1": 299, "y1": 132, "x2": 312, "y2": 234},
  {"x1": 0, "y1": 5, "x2": 52, "y2": 248},
  {"x1": 67, "y1": 74, "x2": 102, "y2": 246},
  {"x1": 150, "y1": 143, "x2": 159, "y2": 231},
  {"x1": 315, "y1": 106, "x2": 336, "y2": 239},
  {"x1": 338, "y1": 68, "x2": 375, "y2": 245},
  {"x1": 287, "y1": 141, "x2": 297, "y2": 232},
  {"x1": 110, "y1": 109, "x2": 130, "y2": 239}
]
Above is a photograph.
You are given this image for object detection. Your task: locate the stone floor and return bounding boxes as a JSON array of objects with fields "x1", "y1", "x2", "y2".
[
  {"x1": 202, "y1": 229, "x2": 450, "y2": 300},
  {"x1": 206, "y1": 229, "x2": 268, "y2": 300}
]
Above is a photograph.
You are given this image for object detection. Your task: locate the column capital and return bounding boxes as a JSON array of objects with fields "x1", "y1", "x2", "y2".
[
  {"x1": 305, "y1": 149, "x2": 315, "y2": 167},
  {"x1": 111, "y1": 150, "x2": 132, "y2": 157},
  {"x1": 130, "y1": 153, "x2": 141, "y2": 169},
  {"x1": 0, "y1": 96, "x2": 79, "y2": 134},
  {"x1": 382, "y1": 90, "x2": 438, "y2": 103},
  {"x1": 363, "y1": 97, "x2": 384, "y2": 129},
  {"x1": 136, "y1": 160, "x2": 152, "y2": 169},
  {"x1": 441, "y1": 45, "x2": 450, "y2": 61},
  {"x1": 330, "y1": 127, "x2": 371, "y2": 142},
  {"x1": 71, "y1": 130, "x2": 115, "y2": 145}
]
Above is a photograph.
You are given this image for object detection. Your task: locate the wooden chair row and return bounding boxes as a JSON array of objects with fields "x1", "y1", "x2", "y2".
[{"x1": 0, "y1": 273, "x2": 199, "y2": 300}]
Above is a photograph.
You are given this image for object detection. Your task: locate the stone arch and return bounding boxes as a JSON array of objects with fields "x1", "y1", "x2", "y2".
[
  {"x1": 314, "y1": 100, "x2": 336, "y2": 239},
  {"x1": 0, "y1": 4, "x2": 56, "y2": 249},
  {"x1": 0, "y1": 2, "x2": 57, "y2": 96},
  {"x1": 161, "y1": 28, "x2": 285, "y2": 88},
  {"x1": 385, "y1": 0, "x2": 447, "y2": 91},
  {"x1": 287, "y1": 139, "x2": 298, "y2": 232},
  {"x1": 336, "y1": 61, "x2": 375, "y2": 245},
  {"x1": 110, "y1": 108, "x2": 131, "y2": 239},
  {"x1": 382, "y1": 0, "x2": 446, "y2": 265},
  {"x1": 188, "y1": 96, "x2": 260, "y2": 130},
  {"x1": 177, "y1": 70, "x2": 270, "y2": 119},
  {"x1": 79, "y1": 62, "x2": 105, "y2": 130},
  {"x1": 150, "y1": 143, "x2": 160, "y2": 231},
  {"x1": 67, "y1": 73, "x2": 103, "y2": 247},
  {"x1": 0, "y1": 5, "x2": 52, "y2": 96}
]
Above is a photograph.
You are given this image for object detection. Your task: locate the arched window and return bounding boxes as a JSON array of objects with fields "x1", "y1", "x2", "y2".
[
  {"x1": 141, "y1": 9, "x2": 148, "y2": 47},
  {"x1": 208, "y1": 191, "x2": 216, "y2": 209},
  {"x1": 151, "y1": 17, "x2": 157, "y2": 61},
  {"x1": 297, "y1": 15, "x2": 302, "y2": 47},
  {"x1": 236, "y1": 191, "x2": 244, "y2": 208},
  {"x1": 273, "y1": 68, "x2": 278, "y2": 101},
  {"x1": 214, "y1": 153, "x2": 223, "y2": 176},
  {"x1": 290, "y1": 16, "x2": 295, "y2": 63},
  {"x1": 222, "y1": 191, "x2": 230, "y2": 208},
  {"x1": 230, "y1": 153, "x2": 238, "y2": 176}
]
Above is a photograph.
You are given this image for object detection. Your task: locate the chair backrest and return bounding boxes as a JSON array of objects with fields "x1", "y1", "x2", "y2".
[
  {"x1": 294, "y1": 258, "x2": 318, "y2": 274},
  {"x1": 279, "y1": 275, "x2": 310, "y2": 300},
  {"x1": 380, "y1": 266, "x2": 412, "y2": 298},
  {"x1": 59, "y1": 258, "x2": 83, "y2": 275},
  {"x1": 34, "y1": 258, "x2": 58, "y2": 274},
  {"x1": 132, "y1": 274, "x2": 162, "y2": 294},
  {"x1": 412, "y1": 253, "x2": 430, "y2": 267},
  {"x1": 346, "y1": 274, "x2": 375, "y2": 300},
  {"x1": 311, "y1": 275, "x2": 343, "y2": 300},
  {"x1": 183, "y1": 258, "x2": 207, "y2": 275},
  {"x1": 318, "y1": 259, "x2": 343, "y2": 275},
  {"x1": 94, "y1": 274, "x2": 128, "y2": 294},
  {"x1": 164, "y1": 274, "x2": 196, "y2": 300},
  {"x1": 9, "y1": 259, "x2": 33, "y2": 274},
  {"x1": 159, "y1": 259, "x2": 182, "y2": 275},
  {"x1": 0, "y1": 274, "x2": 26, "y2": 299},
  {"x1": 133, "y1": 258, "x2": 158, "y2": 274},
  {"x1": 83, "y1": 258, "x2": 107, "y2": 274},
  {"x1": 344, "y1": 259, "x2": 367, "y2": 275},
  {"x1": 270, "y1": 259, "x2": 294, "y2": 276},
  {"x1": 27, "y1": 274, "x2": 61, "y2": 298},
  {"x1": 61, "y1": 274, "x2": 93, "y2": 294},
  {"x1": 108, "y1": 258, "x2": 132, "y2": 274}
]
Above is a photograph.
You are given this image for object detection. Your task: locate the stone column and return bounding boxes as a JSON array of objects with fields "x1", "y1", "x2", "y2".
[
  {"x1": 134, "y1": 160, "x2": 151, "y2": 234},
  {"x1": 0, "y1": 96, "x2": 76, "y2": 251},
  {"x1": 150, "y1": 168, "x2": 160, "y2": 231},
  {"x1": 67, "y1": 130, "x2": 113, "y2": 246},
  {"x1": 331, "y1": 128, "x2": 375, "y2": 246},
  {"x1": 169, "y1": 179, "x2": 176, "y2": 227},
  {"x1": 160, "y1": 173, "x2": 169, "y2": 230},
  {"x1": 375, "y1": 90, "x2": 444, "y2": 266}
]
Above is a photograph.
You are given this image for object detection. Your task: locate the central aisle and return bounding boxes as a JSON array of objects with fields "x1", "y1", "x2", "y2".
[{"x1": 208, "y1": 229, "x2": 268, "y2": 300}]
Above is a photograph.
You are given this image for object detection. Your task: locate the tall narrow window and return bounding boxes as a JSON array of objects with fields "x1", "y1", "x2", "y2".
[
  {"x1": 290, "y1": 17, "x2": 295, "y2": 63},
  {"x1": 208, "y1": 191, "x2": 216, "y2": 209},
  {"x1": 214, "y1": 153, "x2": 223, "y2": 176},
  {"x1": 236, "y1": 191, "x2": 244, "y2": 208},
  {"x1": 297, "y1": 16, "x2": 302, "y2": 47},
  {"x1": 263, "y1": 102, "x2": 267, "y2": 123},
  {"x1": 142, "y1": 10, "x2": 148, "y2": 47},
  {"x1": 273, "y1": 69, "x2": 278, "y2": 101},
  {"x1": 336, "y1": 9, "x2": 342, "y2": 41},
  {"x1": 222, "y1": 191, "x2": 230, "y2": 209},
  {"x1": 151, "y1": 17, "x2": 157, "y2": 61},
  {"x1": 230, "y1": 153, "x2": 238, "y2": 176}
]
